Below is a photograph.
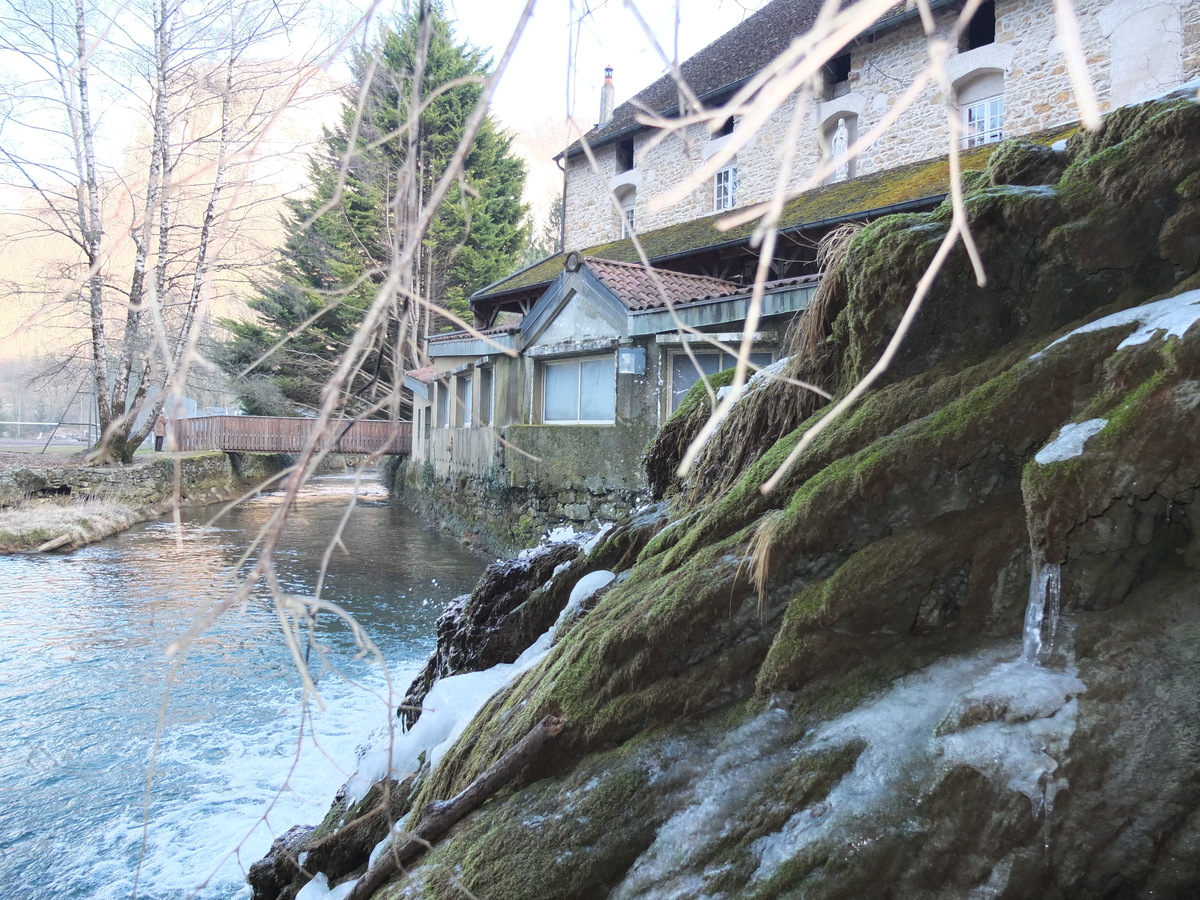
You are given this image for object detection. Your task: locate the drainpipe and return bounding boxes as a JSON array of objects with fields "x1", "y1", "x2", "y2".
[{"x1": 555, "y1": 153, "x2": 568, "y2": 253}]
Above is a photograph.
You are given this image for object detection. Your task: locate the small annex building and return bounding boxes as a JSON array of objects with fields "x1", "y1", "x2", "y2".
[
  {"x1": 408, "y1": 253, "x2": 816, "y2": 530},
  {"x1": 404, "y1": 0, "x2": 1200, "y2": 548}
]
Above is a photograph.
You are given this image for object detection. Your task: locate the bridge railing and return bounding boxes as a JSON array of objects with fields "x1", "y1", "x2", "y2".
[{"x1": 173, "y1": 416, "x2": 412, "y2": 455}]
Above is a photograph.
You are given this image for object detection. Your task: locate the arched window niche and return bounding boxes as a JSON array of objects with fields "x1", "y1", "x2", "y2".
[
  {"x1": 946, "y1": 42, "x2": 1013, "y2": 149},
  {"x1": 819, "y1": 111, "x2": 858, "y2": 183},
  {"x1": 955, "y1": 69, "x2": 1005, "y2": 148}
]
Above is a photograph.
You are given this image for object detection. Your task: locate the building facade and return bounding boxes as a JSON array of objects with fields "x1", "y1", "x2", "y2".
[
  {"x1": 404, "y1": 0, "x2": 1200, "y2": 548},
  {"x1": 563, "y1": 0, "x2": 1200, "y2": 249}
]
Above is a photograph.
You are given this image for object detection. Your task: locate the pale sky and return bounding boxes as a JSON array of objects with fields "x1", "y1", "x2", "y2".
[{"x1": 381, "y1": 0, "x2": 768, "y2": 131}]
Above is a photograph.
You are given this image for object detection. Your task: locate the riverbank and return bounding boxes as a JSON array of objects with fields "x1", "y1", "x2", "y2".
[{"x1": 0, "y1": 450, "x2": 290, "y2": 552}]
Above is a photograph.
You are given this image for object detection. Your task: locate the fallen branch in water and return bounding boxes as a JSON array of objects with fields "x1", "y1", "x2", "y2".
[{"x1": 346, "y1": 714, "x2": 567, "y2": 900}]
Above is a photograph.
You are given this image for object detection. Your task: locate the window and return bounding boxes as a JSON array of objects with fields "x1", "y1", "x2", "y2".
[
  {"x1": 616, "y1": 137, "x2": 635, "y2": 173},
  {"x1": 620, "y1": 194, "x2": 635, "y2": 237},
  {"x1": 542, "y1": 356, "x2": 616, "y2": 424},
  {"x1": 455, "y1": 374, "x2": 472, "y2": 426},
  {"x1": 422, "y1": 407, "x2": 431, "y2": 441},
  {"x1": 961, "y1": 1, "x2": 996, "y2": 52},
  {"x1": 671, "y1": 350, "x2": 774, "y2": 411},
  {"x1": 714, "y1": 116, "x2": 735, "y2": 137},
  {"x1": 478, "y1": 366, "x2": 494, "y2": 427},
  {"x1": 436, "y1": 380, "x2": 449, "y2": 428},
  {"x1": 963, "y1": 95, "x2": 1004, "y2": 147},
  {"x1": 714, "y1": 164, "x2": 738, "y2": 211},
  {"x1": 957, "y1": 70, "x2": 1004, "y2": 149},
  {"x1": 823, "y1": 52, "x2": 852, "y2": 100}
]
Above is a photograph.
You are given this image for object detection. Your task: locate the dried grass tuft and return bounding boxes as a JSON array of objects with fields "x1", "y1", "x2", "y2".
[
  {"x1": 744, "y1": 508, "x2": 788, "y2": 623},
  {"x1": 788, "y1": 222, "x2": 863, "y2": 364},
  {"x1": 0, "y1": 498, "x2": 139, "y2": 552}
]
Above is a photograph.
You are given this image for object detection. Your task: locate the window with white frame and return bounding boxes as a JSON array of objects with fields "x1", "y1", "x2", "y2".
[
  {"x1": 670, "y1": 349, "x2": 773, "y2": 411},
  {"x1": 714, "y1": 164, "x2": 738, "y2": 211},
  {"x1": 542, "y1": 355, "x2": 616, "y2": 424},
  {"x1": 455, "y1": 374, "x2": 472, "y2": 426},
  {"x1": 620, "y1": 192, "x2": 636, "y2": 238},
  {"x1": 963, "y1": 95, "x2": 1004, "y2": 147},
  {"x1": 957, "y1": 71, "x2": 1004, "y2": 149}
]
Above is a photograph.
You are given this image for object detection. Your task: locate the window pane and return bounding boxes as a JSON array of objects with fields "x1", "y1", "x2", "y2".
[
  {"x1": 579, "y1": 357, "x2": 615, "y2": 421},
  {"x1": 436, "y1": 382, "x2": 449, "y2": 427},
  {"x1": 963, "y1": 95, "x2": 1004, "y2": 148},
  {"x1": 715, "y1": 166, "x2": 738, "y2": 210},
  {"x1": 479, "y1": 368, "x2": 493, "y2": 426},
  {"x1": 544, "y1": 363, "x2": 580, "y2": 422},
  {"x1": 672, "y1": 352, "x2": 722, "y2": 410},
  {"x1": 458, "y1": 376, "x2": 472, "y2": 426}
]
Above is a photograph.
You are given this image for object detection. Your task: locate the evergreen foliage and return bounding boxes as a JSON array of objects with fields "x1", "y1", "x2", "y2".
[{"x1": 221, "y1": 3, "x2": 528, "y2": 416}]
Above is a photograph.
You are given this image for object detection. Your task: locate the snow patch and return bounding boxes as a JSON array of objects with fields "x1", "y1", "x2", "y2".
[
  {"x1": 1137, "y1": 77, "x2": 1200, "y2": 106},
  {"x1": 345, "y1": 571, "x2": 614, "y2": 809},
  {"x1": 1034, "y1": 419, "x2": 1107, "y2": 464},
  {"x1": 1032, "y1": 290, "x2": 1200, "y2": 360},
  {"x1": 563, "y1": 570, "x2": 615, "y2": 619},
  {"x1": 344, "y1": 628, "x2": 554, "y2": 806},
  {"x1": 582, "y1": 523, "x2": 614, "y2": 555},
  {"x1": 296, "y1": 873, "x2": 354, "y2": 900}
]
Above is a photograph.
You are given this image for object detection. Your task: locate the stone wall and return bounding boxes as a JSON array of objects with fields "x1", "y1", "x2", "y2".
[
  {"x1": 563, "y1": 0, "x2": 1200, "y2": 249},
  {"x1": 398, "y1": 423, "x2": 656, "y2": 555},
  {"x1": 0, "y1": 451, "x2": 289, "y2": 509}
]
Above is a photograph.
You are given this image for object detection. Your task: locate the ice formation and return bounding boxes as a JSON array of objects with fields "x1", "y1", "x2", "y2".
[
  {"x1": 1022, "y1": 562, "x2": 1062, "y2": 662},
  {"x1": 615, "y1": 639, "x2": 1084, "y2": 897}
]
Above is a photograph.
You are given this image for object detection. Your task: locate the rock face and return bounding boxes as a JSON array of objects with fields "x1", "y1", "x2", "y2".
[{"x1": 255, "y1": 97, "x2": 1200, "y2": 899}]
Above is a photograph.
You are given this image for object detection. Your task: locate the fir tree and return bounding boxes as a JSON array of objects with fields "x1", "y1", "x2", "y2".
[{"x1": 222, "y1": 3, "x2": 527, "y2": 415}]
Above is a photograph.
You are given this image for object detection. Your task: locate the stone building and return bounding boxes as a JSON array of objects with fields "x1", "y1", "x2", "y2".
[{"x1": 405, "y1": 0, "x2": 1200, "y2": 550}]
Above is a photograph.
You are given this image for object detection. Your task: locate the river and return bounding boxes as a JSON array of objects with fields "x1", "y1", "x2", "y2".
[{"x1": 0, "y1": 474, "x2": 487, "y2": 899}]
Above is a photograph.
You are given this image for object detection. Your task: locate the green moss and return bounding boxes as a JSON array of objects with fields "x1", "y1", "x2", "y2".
[
  {"x1": 644, "y1": 366, "x2": 740, "y2": 499},
  {"x1": 756, "y1": 526, "x2": 939, "y2": 694},
  {"x1": 399, "y1": 745, "x2": 662, "y2": 900}
]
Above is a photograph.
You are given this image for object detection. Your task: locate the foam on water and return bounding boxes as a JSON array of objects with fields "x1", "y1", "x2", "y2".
[{"x1": 0, "y1": 476, "x2": 486, "y2": 900}]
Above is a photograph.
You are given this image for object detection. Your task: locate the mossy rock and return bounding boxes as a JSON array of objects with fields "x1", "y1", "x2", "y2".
[
  {"x1": 985, "y1": 137, "x2": 1070, "y2": 187},
  {"x1": 381, "y1": 743, "x2": 666, "y2": 900}
]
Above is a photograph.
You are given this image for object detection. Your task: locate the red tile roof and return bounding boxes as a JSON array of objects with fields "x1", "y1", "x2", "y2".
[
  {"x1": 405, "y1": 365, "x2": 436, "y2": 383},
  {"x1": 583, "y1": 257, "x2": 740, "y2": 311}
]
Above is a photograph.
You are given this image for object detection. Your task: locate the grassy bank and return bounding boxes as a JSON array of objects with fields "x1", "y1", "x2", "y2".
[
  {"x1": 0, "y1": 497, "x2": 141, "y2": 552},
  {"x1": 0, "y1": 449, "x2": 292, "y2": 553}
]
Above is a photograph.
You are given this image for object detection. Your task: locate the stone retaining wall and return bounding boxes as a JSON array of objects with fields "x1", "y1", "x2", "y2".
[
  {"x1": 397, "y1": 459, "x2": 645, "y2": 557},
  {"x1": 0, "y1": 451, "x2": 290, "y2": 510}
]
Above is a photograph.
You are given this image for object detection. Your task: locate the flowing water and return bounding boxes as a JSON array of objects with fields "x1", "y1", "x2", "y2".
[{"x1": 0, "y1": 474, "x2": 486, "y2": 900}]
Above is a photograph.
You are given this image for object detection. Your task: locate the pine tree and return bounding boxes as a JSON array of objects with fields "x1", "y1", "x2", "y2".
[{"x1": 222, "y1": 3, "x2": 528, "y2": 416}]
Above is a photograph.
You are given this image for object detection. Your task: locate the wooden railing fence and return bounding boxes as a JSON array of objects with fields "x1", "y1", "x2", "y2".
[{"x1": 173, "y1": 416, "x2": 412, "y2": 455}]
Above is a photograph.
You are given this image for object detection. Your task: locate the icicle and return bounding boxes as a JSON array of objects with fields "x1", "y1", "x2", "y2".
[{"x1": 1022, "y1": 562, "x2": 1061, "y2": 664}]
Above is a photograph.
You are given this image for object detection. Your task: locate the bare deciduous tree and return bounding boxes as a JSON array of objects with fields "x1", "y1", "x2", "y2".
[{"x1": 0, "y1": 0, "x2": 329, "y2": 461}]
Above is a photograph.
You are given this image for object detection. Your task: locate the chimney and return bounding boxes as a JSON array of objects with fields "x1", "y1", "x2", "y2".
[{"x1": 599, "y1": 66, "x2": 614, "y2": 127}]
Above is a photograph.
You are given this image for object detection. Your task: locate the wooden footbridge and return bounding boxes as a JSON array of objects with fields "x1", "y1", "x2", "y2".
[{"x1": 172, "y1": 416, "x2": 412, "y2": 456}]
